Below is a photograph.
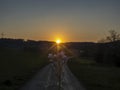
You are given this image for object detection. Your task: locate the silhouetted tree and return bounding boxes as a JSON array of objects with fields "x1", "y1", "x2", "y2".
[
  {"x1": 96, "y1": 30, "x2": 120, "y2": 66},
  {"x1": 106, "y1": 30, "x2": 120, "y2": 42},
  {"x1": 99, "y1": 30, "x2": 120, "y2": 43}
]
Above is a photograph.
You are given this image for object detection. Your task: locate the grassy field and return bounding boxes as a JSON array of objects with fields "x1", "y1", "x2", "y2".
[
  {"x1": 68, "y1": 58, "x2": 120, "y2": 90},
  {"x1": 0, "y1": 50, "x2": 120, "y2": 90},
  {"x1": 0, "y1": 50, "x2": 48, "y2": 90}
]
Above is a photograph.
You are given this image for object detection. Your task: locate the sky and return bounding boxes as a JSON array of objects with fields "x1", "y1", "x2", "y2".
[{"x1": 0, "y1": 0, "x2": 120, "y2": 42}]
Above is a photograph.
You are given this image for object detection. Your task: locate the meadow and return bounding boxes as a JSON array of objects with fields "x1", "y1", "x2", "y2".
[
  {"x1": 0, "y1": 50, "x2": 48, "y2": 90},
  {"x1": 0, "y1": 50, "x2": 120, "y2": 90},
  {"x1": 68, "y1": 58, "x2": 120, "y2": 90}
]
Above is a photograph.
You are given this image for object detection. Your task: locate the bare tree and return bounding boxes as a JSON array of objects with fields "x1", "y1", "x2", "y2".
[
  {"x1": 99, "y1": 30, "x2": 120, "y2": 43},
  {"x1": 106, "y1": 30, "x2": 120, "y2": 42},
  {"x1": 1, "y1": 32, "x2": 5, "y2": 39}
]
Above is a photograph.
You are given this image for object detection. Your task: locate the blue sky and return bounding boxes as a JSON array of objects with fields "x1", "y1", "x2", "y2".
[{"x1": 0, "y1": 0, "x2": 120, "y2": 42}]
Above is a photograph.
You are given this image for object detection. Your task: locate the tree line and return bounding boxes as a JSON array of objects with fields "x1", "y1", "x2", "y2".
[{"x1": 0, "y1": 30, "x2": 120, "y2": 66}]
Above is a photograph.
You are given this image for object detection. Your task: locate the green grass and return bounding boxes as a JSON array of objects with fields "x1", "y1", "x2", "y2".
[
  {"x1": 68, "y1": 58, "x2": 120, "y2": 90},
  {"x1": 0, "y1": 50, "x2": 48, "y2": 90}
]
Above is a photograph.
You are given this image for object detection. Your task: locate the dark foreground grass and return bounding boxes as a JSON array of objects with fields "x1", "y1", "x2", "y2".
[
  {"x1": 68, "y1": 58, "x2": 120, "y2": 90},
  {"x1": 1, "y1": 50, "x2": 120, "y2": 90},
  {"x1": 0, "y1": 50, "x2": 48, "y2": 90}
]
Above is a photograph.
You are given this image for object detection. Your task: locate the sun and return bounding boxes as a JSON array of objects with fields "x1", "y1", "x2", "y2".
[{"x1": 56, "y1": 39, "x2": 61, "y2": 44}]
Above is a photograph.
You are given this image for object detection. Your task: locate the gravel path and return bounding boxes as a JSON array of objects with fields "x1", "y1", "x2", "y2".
[{"x1": 19, "y1": 64, "x2": 85, "y2": 90}]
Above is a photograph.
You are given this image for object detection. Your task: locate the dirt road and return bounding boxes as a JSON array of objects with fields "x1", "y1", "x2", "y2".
[{"x1": 19, "y1": 64, "x2": 85, "y2": 90}]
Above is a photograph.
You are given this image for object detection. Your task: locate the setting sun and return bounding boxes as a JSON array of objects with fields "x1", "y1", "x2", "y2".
[{"x1": 56, "y1": 39, "x2": 61, "y2": 44}]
